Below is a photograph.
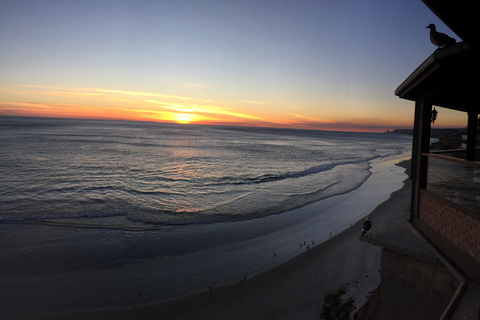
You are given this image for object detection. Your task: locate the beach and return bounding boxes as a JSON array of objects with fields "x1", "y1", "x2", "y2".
[{"x1": 6, "y1": 160, "x2": 411, "y2": 320}]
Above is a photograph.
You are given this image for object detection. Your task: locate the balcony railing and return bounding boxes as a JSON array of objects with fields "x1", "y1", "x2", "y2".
[{"x1": 424, "y1": 152, "x2": 480, "y2": 215}]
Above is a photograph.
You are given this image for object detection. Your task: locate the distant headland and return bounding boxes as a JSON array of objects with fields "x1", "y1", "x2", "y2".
[
  {"x1": 385, "y1": 129, "x2": 414, "y2": 135},
  {"x1": 387, "y1": 128, "x2": 465, "y2": 150}
]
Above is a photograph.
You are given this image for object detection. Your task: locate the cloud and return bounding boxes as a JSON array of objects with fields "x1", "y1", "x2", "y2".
[
  {"x1": 0, "y1": 101, "x2": 99, "y2": 118},
  {"x1": 292, "y1": 113, "x2": 336, "y2": 124},
  {"x1": 7, "y1": 84, "x2": 196, "y2": 102},
  {"x1": 1, "y1": 83, "x2": 266, "y2": 123},
  {"x1": 8, "y1": 84, "x2": 232, "y2": 106},
  {"x1": 145, "y1": 99, "x2": 263, "y2": 121},
  {"x1": 107, "y1": 98, "x2": 134, "y2": 103},
  {"x1": 0, "y1": 101, "x2": 68, "y2": 110},
  {"x1": 238, "y1": 100, "x2": 269, "y2": 105},
  {"x1": 92, "y1": 88, "x2": 194, "y2": 101}
]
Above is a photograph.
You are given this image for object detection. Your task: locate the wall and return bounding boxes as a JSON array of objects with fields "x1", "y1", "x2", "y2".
[
  {"x1": 379, "y1": 249, "x2": 457, "y2": 320},
  {"x1": 419, "y1": 190, "x2": 480, "y2": 264}
]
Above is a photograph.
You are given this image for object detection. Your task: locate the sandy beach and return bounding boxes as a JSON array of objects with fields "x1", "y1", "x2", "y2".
[{"x1": 9, "y1": 160, "x2": 411, "y2": 320}]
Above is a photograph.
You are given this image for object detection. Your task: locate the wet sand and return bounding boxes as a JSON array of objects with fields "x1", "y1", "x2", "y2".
[{"x1": 13, "y1": 160, "x2": 411, "y2": 320}]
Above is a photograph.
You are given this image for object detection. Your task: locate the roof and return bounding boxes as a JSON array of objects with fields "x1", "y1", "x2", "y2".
[
  {"x1": 395, "y1": 1, "x2": 480, "y2": 113},
  {"x1": 395, "y1": 42, "x2": 480, "y2": 113},
  {"x1": 359, "y1": 220, "x2": 441, "y2": 266}
]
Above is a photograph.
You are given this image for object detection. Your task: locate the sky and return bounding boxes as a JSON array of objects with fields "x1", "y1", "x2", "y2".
[{"x1": 0, "y1": 0, "x2": 468, "y2": 132}]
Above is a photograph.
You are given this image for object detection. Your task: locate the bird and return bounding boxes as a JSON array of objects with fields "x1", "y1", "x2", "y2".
[
  {"x1": 361, "y1": 217, "x2": 372, "y2": 235},
  {"x1": 426, "y1": 24, "x2": 456, "y2": 48}
]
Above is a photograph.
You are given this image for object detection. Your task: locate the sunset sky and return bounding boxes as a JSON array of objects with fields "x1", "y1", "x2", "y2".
[{"x1": 0, "y1": 0, "x2": 468, "y2": 132}]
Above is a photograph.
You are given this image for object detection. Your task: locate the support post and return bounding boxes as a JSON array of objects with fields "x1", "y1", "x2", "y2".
[
  {"x1": 466, "y1": 111, "x2": 477, "y2": 161},
  {"x1": 410, "y1": 99, "x2": 432, "y2": 220}
]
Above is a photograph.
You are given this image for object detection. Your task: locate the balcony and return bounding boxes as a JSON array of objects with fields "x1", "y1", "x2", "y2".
[{"x1": 425, "y1": 152, "x2": 480, "y2": 216}]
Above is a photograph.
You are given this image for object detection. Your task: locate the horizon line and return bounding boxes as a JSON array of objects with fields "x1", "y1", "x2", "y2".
[{"x1": 0, "y1": 114, "x2": 426, "y2": 134}]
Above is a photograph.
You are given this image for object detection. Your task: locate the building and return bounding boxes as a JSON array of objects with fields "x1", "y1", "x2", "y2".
[{"x1": 360, "y1": 1, "x2": 480, "y2": 319}]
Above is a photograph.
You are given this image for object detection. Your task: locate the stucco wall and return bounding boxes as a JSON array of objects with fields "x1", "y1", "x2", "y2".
[{"x1": 379, "y1": 249, "x2": 456, "y2": 320}]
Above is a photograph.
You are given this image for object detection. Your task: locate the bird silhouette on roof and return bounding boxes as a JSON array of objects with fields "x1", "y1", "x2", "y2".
[{"x1": 426, "y1": 24, "x2": 456, "y2": 48}]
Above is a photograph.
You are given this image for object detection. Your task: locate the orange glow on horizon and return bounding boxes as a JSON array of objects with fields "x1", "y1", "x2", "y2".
[
  {"x1": 0, "y1": 100, "x2": 404, "y2": 133},
  {"x1": 0, "y1": 83, "x2": 429, "y2": 133}
]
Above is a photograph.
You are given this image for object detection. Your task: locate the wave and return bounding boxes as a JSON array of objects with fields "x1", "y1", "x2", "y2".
[
  {"x1": 0, "y1": 159, "x2": 377, "y2": 227},
  {"x1": 0, "y1": 207, "x2": 128, "y2": 223},
  {"x1": 208, "y1": 157, "x2": 379, "y2": 186}
]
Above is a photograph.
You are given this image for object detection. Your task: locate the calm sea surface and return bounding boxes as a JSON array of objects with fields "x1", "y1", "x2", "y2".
[{"x1": 0, "y1": 117, "x2": 412, "y2": 228}]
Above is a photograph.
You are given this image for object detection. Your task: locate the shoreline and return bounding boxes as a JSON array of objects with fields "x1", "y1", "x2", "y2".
[{"x1": 10, "y1": 159, "x2": 412, "y2": 320}]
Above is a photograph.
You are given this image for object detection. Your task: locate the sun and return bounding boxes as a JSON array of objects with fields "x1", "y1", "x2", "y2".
[{"x1": 174, "y1": 113, "x2": 196, "y2": 124}]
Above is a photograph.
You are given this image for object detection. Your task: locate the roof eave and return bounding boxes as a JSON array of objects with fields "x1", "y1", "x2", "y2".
[{"x1": 395, "y1": 42, "x2": 470, "y2": 101}]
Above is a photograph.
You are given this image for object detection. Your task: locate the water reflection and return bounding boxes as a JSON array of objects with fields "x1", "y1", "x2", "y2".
[{"x1": 427, "y1": 156, "x2": 480, "y2": 214}]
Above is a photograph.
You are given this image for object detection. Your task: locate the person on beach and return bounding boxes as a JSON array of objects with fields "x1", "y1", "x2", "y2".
[{"x1": 361, "y1": 217, "x2": 372, "y2": 235}]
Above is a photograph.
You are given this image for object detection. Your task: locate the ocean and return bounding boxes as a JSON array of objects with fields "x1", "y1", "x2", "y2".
[
  {"x1": 0, "y1": 116, "x2": 412, "y2": 317},
  {"x1": 0, "y1": 116, "x2": 411, "y2": 227}
]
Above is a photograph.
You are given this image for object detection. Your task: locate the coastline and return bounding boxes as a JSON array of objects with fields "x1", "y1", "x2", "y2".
[{"x1": 9, "y1": 159, "x2": 412, "y2": 320}]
